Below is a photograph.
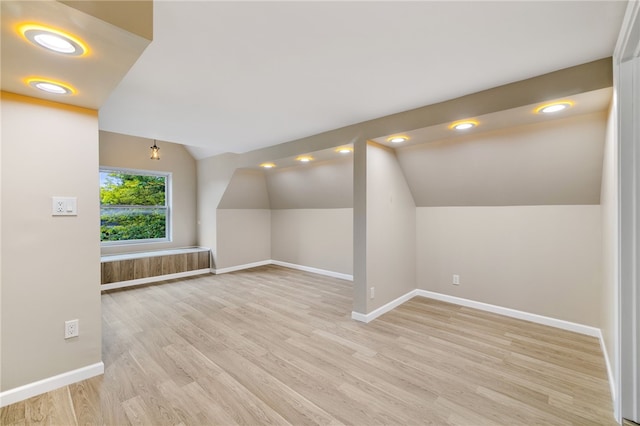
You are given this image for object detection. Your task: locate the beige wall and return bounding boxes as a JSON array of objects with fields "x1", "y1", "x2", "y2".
[
  {"x1": 1, "y1": 93, "x2": 102, "y2": 390},
  {"x1": 265, "y1": 158, "x2": 353, "y2": 209},
  {"x1": 396, "y1": 112, "x2": 606, "y2": 206},
  {"x1": 366, "y1": 143, "x2": 416, "y2": 312},
  {"x1": 271, "y1": 209, "x2": 353, "y2": 274},
  {"x1": 600, "y1": 99, "x2": 619, "y2": 395},
  {"x1": 99, "y1": 131, "x2": 197, "y2": 254},
  {"x1": 218, "y1": 169, "x2": 270, "y2": 209},
  {"x1": 216, "y1": 209, "x2": 271, "y2": 269},
  {"x1": 416, "y1": 205, "x2": 602, "y2": 326}
]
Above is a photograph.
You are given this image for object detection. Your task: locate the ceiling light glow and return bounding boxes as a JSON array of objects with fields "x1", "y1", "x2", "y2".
[
  {"x1": 19, "y1": 24, "x2": 88, "y2": 56},
  {"x1": 297, "y1": 156, "x2": 313, "y2": 162},
  {"x1": 26, "y1": 78, "x2": 75, "y2": 95},
  {"x1": 336, "y1": 146, "x2": 353, "y2": 154},
  {"x1": 536, "y1": 101, "x2": 574, "y2": 114},
  {"x1": 449, "y1": 120, "x2": 478, "y2": 131},
  {"x1": 388, "y1": 136, "x2": 408, "y2": 144},
  {"x1": 260, "y1": 162, "x2": 276, "y2": 168}
]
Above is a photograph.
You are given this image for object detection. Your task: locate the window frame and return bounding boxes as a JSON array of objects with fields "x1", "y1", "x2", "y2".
[{"x1": 99, "y1": 167, "x2": 172, "y2": 246}]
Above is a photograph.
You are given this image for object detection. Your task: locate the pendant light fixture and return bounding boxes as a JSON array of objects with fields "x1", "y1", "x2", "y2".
[{"x1": 150, "y1": 140, "x2": 160, "y2": 160}]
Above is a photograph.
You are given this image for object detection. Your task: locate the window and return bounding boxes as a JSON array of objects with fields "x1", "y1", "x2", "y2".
[{"x1": 100, "y1": 168, "x2": 171, "y2": 244}]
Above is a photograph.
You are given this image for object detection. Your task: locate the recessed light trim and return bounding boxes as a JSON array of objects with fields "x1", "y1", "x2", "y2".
[
  {"x1": 19, "y1": 24, "x2": 88, "y2": 56},
  {"x1": 535, "y1": 101, "x2": 574, "y2": 114},
  {"x1": 336, "y1": 146, "x2": 353, "y2": 154},
  {"x1": 449, "y1": 120, "x2": 478, "y2": 131},
  {"x1": 26, "y1": 78, "x2": 75, "y2": 95},
  {"x1": 260, "y1": 162, "x2": 276, "y2": 169},
  {"x1": 297, "y1": 156, "x2": 313, "y2": 162},
  {"x1": 388, "y1": 136, "x2": 408, "y2": 144}
]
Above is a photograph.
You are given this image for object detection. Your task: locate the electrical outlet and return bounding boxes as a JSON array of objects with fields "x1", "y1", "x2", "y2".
[
  {"x1": 64, "y1": 319, "x2": 79, "y2": 339},
  {"x1": 52, "y1": 197, "x2": 77, "y2": 216},
  {"x1": 453, "y1": 274, "x2": 460, "y2": 285},
  {"x1": 370, "y1": 287, "x2": 375, "y2": 299}
]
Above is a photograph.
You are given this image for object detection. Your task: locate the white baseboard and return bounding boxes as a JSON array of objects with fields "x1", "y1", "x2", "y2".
[
  {"x1": 0, "y1": 361, "x2": 104, "y2": 408},
  {"x1": 214, "y1": 260, "x2": 271, "y2": 274},
  {"x1": 213, "y1": 259, "x2": 353, "y2": 281},
  {"x1": 352, "y1": 288, "x2": 601, "y2": 339},
  {"x1": 597, "y1": 331, "x2": 618, "y2": 422},
  {"x1": 271, "y1": 260, "x2": 353, "y2": 281},
  {"x1": 352, "y1": 289, "x2": 418, "y2": 323},
  {"x1": 416, "y1": 290, "x2": 601, "y2": 337},
  {"x1": 101, "y1": 269, "x2": 211, "y2": 291}
]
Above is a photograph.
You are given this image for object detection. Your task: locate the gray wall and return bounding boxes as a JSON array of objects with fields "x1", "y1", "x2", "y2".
[
  {"x1": 99, "y1": 131, "x2": 198, "y2": 254},
  {"x1": 365, "y1": 143, "x2": 416, "y2": 311},
  {"x1": 1, "y1": 93, "x2": 102, "y2": 391},
  {"x1": 216, "y1": 209, "x2": 271, "y2": 269},
  {"x1": 416, "y1": 205, "x2": 602, "y2": 326},
  {"x1": 215, "y1": 169, "x2": 271, "y2": 269},
  {"x1": 271, "y1": 209, "x2": 352, "y2": 274}
]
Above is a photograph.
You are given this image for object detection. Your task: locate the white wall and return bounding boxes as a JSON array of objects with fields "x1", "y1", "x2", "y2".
[
  {"x1": 271, "y1": 209, "x2": 352, "y2": 274},
  {"x1": 366, "y1": 143, "x2": 416, "y2": 312},
  {"x1": 600, "y1": 98, "x2": 619, "y2": 408},
  {"x1": 99, "y1": 131, "x2": 198, "y2": 254},
  {"x1": 216, "y1": 209, "x2": 271, "y2": 269},
  {"x1": 416, "y1": 205, "x2": 602, "y2": 326},
  {"x1": 1, "y1": 93, "x2": 102, "y2": 391}
]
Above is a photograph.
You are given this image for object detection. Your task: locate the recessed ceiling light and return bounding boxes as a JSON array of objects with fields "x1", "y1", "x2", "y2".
[
  {"x1": 297, "y1": 156, "x2": 313, "y2": 162},
  {"x1": 19, "y1": 24, "x2": 87, "y2": 56},
  {"x1": 336, "y1": 146, "x2": 353, "y2": 154},
  {"x1": 535, "y1": 101, "x2": 574, "y2": 114},
  {"x1": 260, "y1": 162, "x2": 276, "y2": 169},
  {"x1": 450, "y1": 120, "x2": 478, "y2": 131},
  {"x1": 388, "y1": 136, "x2": 408, "y2": 144},
  {"x1": 26, "y1": 78, "x2": 75, "y2": 95}
]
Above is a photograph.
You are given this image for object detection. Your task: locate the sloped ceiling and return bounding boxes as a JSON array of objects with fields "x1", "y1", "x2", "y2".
[
  {"x1": 97, "y1": 1, "x2": 627, "y2": 159},
  {"x1": 395, "y1": 110, "x2": 608, "y2": 206},
  {"x1": 0, "y1": 1, "x2": 151, "y2": 109}
]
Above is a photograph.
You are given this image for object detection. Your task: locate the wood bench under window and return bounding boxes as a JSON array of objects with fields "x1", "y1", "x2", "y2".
[{"x1": 101, "y1": 247, "x2": 211, "y2": 290}]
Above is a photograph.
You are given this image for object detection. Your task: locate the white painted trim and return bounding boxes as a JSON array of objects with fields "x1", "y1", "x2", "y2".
[
  {"x1": 415, "y1": 290, "x2": 600, "y2": 337},
  {"x1": 271, "y1": 260, "x2": 353, "y2": 281},
  {"x1": 214, "y1": 260, "x2": 271, "y2": 274},
  {"x1": 352, "y1": 289, "x2": 418, "y2": 323},
  {"x1": 599, "y1": 330, "x2": 617, "y2": 410},
  {"x1": 0, "y1": 362, "x2": 104, "y2": 408},
  {"x1": 614, "y1": 0, "x2": 640, "y2": 61},
  {"x1": 101, "y1": 269, "x2": 211, "y2": 291}
]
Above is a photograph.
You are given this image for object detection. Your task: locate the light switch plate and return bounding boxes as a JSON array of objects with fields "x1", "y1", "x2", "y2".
[{"x1": 52, "y1": 197, "x2": 77, "y2": 216}]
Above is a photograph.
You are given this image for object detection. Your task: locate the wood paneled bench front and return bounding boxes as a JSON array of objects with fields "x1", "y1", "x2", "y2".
[{"x1": 101, "y1": 247, "x2": 211, "y2": 290}]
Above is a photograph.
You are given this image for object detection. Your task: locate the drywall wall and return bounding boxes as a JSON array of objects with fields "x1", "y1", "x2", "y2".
[
  {"x1": 218, "y1": 169, "x2": 270, "y2": 209},
  {"x1": 214, "y1": 169, "x2": 271, "y2": 269},
  {"x1": 265, "y1": 157, "x2": 353, "y2": 209},
  {"x1": 271, "y1": 209, "x2": 353, "y2": 274},
  {"x1": 1, "y1": 92, "x2": 102, "y2": 391},
  {"x1": 99, "y1": 131, "x2": 197, "y2": 255},
  {"x1": 216, "y1": 209, "x2": 271, "y2": 269},
  {"x1": 396, "y1": 112, "x2": 606, "y2": 206},
  {"x1": 365, "y1": 143, "x2": 416, "y2": 312},
  {"x1": 416, "y1": 205, "x2": 602, "y2": 326},
  {"x1": 600, "y1": 99, "x2": 619, "y2": 405}
]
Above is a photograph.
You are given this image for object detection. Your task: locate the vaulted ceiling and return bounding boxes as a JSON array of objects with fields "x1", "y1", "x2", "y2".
[{"x1": 1, "y1": 1, "x2": 628, "y2": 160}]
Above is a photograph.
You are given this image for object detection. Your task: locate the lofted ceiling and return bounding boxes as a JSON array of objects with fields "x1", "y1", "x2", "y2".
[{"x1": 1, "y1": 1, "x2": 628, "y2": 160}]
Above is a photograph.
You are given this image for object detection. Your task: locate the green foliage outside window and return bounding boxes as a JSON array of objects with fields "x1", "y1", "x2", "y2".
[{"x1": 100, "y1": 172, "x2": 168, "y2": 242}]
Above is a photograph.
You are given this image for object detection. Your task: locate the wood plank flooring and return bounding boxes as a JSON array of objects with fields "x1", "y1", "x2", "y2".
[{"x1": 1, "y1": 265, "x2": 615, "y2": 425}]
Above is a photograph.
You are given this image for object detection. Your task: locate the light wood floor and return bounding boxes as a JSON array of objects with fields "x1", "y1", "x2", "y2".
[{"x1": 1, "y1": 265, "x2": 615, "y2": 425}]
